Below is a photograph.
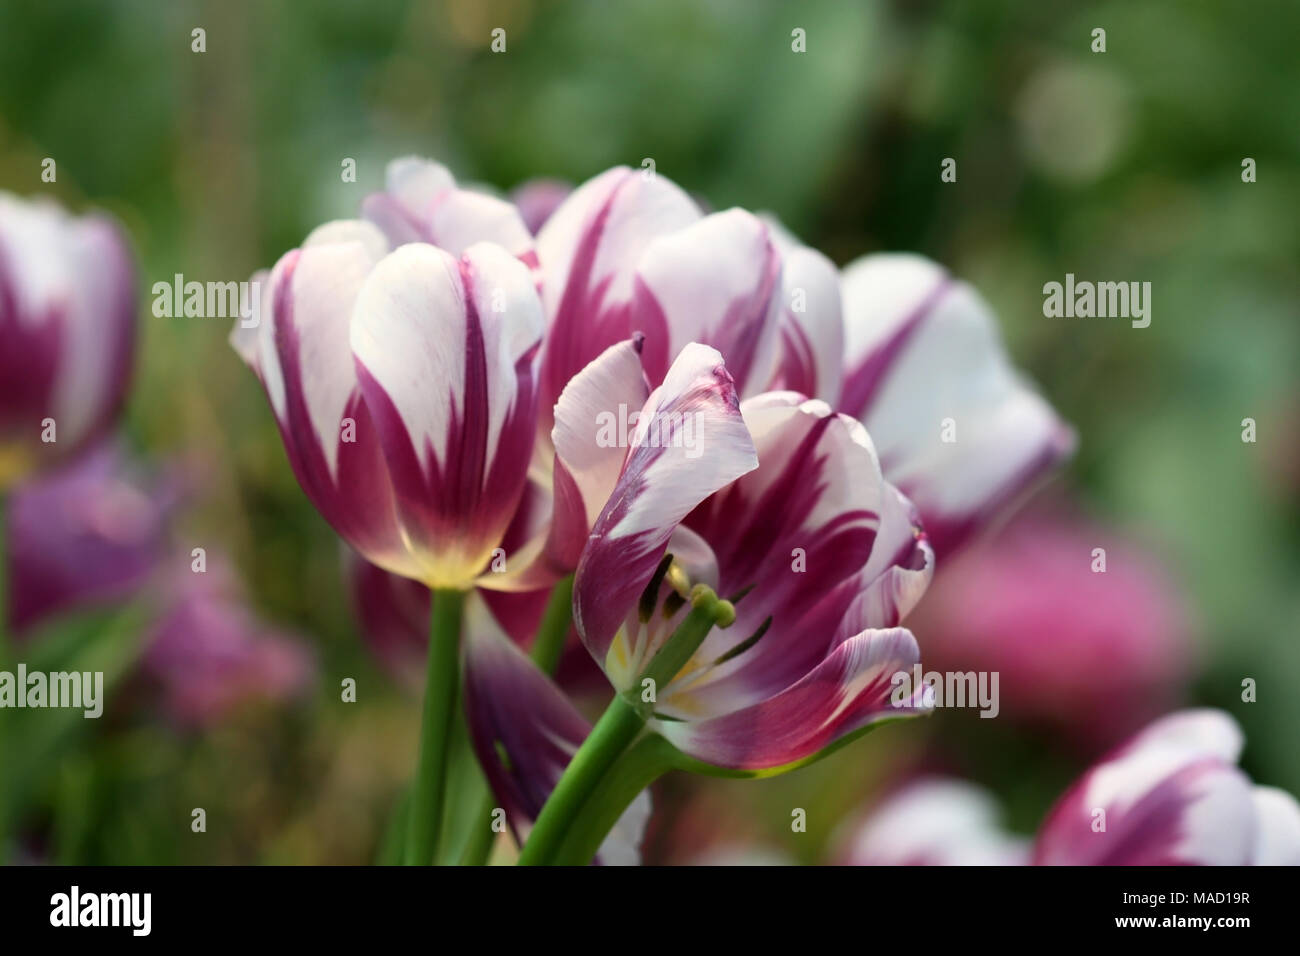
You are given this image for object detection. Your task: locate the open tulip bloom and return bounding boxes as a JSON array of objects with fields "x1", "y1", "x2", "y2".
[{"x1": 232, "y1": 157, "x2": 1085, "y2": 865}]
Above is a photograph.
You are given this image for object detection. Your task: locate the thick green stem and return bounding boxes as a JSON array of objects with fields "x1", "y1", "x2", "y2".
[
  {"x1": 517, "y1": 694, "x2": 645, "y2": 865},
  {"x1": 461, "y1": 574, "x2": 576, "y2": 865},
  {"x1": 518, "y1": 585, "x2": 734, "y2": 866},
  {"x1": 404, "y1": 587, "x2": 465, "y2": 865},
  {"x1": 552, "y1": 733, "x2": 680, "y2": 865}
]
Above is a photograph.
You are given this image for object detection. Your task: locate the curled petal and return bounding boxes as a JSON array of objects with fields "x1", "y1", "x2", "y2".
[
  {"x1": 573, "y1": 344, "x2": 757, "y2": 671},
  {"x1": 655, "y1": 627, "x2": 927, "y2": 772},
  {"x1": 351, "y1": 242, "x2": 544, "y2": 588},
  {"x1": 549, "y1": 336, "x2": 651, "y2": 569},
  {"x1": 462, "y1": 594, "x2": 650, "y2": 864},
  {"x1": 839, "y1": 254, "x2": 1074, "y2": 554}
]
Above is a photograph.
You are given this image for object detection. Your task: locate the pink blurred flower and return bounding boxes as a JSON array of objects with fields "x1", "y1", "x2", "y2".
[
  {"x1": 910, "y1": 507, "x2": 1193, "y2": 745},
  {"x1": 142, "y1": 557, "x2": 315, "y2": 727},
  {"x1": 6, "y1": 444, "x2": 176, "y2": 635}
]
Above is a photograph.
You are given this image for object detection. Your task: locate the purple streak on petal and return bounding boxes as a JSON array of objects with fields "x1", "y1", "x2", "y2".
[
  {"x1": 838, "y1": 279, "x2": 951, "y2": 421},
  {"x1": 656, "y1": 627, "x2": 926, "y2": 770},
  {"x1": 269, "y1": 251, "x2": 409, "y2": 569}
]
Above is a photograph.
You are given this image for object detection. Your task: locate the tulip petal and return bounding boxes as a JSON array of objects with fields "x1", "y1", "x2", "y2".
[
  {"x1": 654, "y1": 627, "x2": 927, "y2": 772},
  {"x1": 351, "y1": 241, "x2": 543, "y2": 588},
  {"x1": 1250, "y1": 786, "x2": 1300, "y2": 865},
  {"x1": 573, "y1": 344, "x2": 757, "y2": 674},
  {"x1": 1033, "y1": 709, "x2": 1257, "y2": 865},
  {"x1": 840, "y1": 254, "x2": 1074, "y2": 554},
  {"x1": 761, "y1": 215, "x2": 844, "y2": 404},
  {"x1": 536, "y1": 167, "x2": 700, "y2": 443},
  {"x1": 549, "y1": 336, "x2": 652, "y2": 568},
  {"x1": 251, "y1": 225, "x2": 417, "y2": 577},
  {"x1": 632, "y1": 208, "x2": 781, "y2": 396},
  {"x1": 462, "y1": 594, "x2": 650, "y2": 864},
  {"x1": 663, "y1": 393, "x2": 930, "y2": 718},
  {"x1": 0, "y1": 195, "x2": 136, "y2": 468}
]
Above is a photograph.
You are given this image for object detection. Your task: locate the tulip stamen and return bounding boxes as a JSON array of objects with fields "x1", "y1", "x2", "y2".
[
  {"x1": 638, "y1": 552, "x2": 675, "y2": 623},
  {"x1": 712, "y1": 615, "x2": 773, "y2": 666}
]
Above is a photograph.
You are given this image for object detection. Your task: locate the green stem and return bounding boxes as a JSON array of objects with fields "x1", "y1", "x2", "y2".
[
  {"x1": 461, "y1": 574, "x2": 576, "y2": 865},
  {"x1": 404, "y1": 587, "x2": 465, "y2": 865},
  {"x1": 530, "y1": 573, "x2": 574, "y2": 675},
  {"x1": 518, "y1": 585, "x2": 734, "y2": 866},
  {"x1": 516, "y1": 693, "x2": 645, "y2": 866},
  {"x1": 552, "y1": 733, "x2": 680, "y2": 865}
]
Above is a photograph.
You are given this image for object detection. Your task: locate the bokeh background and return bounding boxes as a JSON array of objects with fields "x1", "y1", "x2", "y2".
[{"x1": 1, "y1": 0, "x2": 1296, "y2": 863}]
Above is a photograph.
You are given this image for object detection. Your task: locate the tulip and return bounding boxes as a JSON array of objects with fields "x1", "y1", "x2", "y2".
[
  {"x1": 1034, "y1": 709, "x2": 1300, "y2": 865},
  {"x1": 142, "y1": 556, "x2": 315, "y2": 727},
  {"x1": 534, "y1": 166, "x2": 841, "y2": 460},
  {"x1": 0, "y1": 192, "x2": 136, "y2": 490},
  {"x1": 842, "y1": 778, "x2": 1028, "y2": 866},
  {"x1": 909, "y1": 506, "x2": 1193, "y2": 746},
  {"x1": 6, "y1": 444, "x2": 176, "y2": 636},
  {"x1": 231, "y1": 219, "x2": 543, "y2": 591},
  {"x1": 837, "y1": 253, "x2": 1075, "y2": 555},
  {"x1": 230, "y1": 158, "x2": 549, "y2": 864},
  {"x1": 517, "y1": 342, "x2": 934, "y2": 864}
]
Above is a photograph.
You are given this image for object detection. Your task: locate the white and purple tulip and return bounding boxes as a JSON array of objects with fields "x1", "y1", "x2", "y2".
[
  {"x1": 231, "y1": 202, "x2": 545, "y2": 590},
  {"x1": 1033, "y1": 709, "x2": 1300, "y2": 865},
  {"x1": 555, "y1": 341, "x2": 934, "y2": 771},
  {"x1": 837, "y1": 253, "x2": 1075, "y2": 555},
  {"x1": 0, "y1": 192, "x2": 136, "y2": 488},
  {"x1": 533, "y1": 167, "x2": 841, "y2": 459}
]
